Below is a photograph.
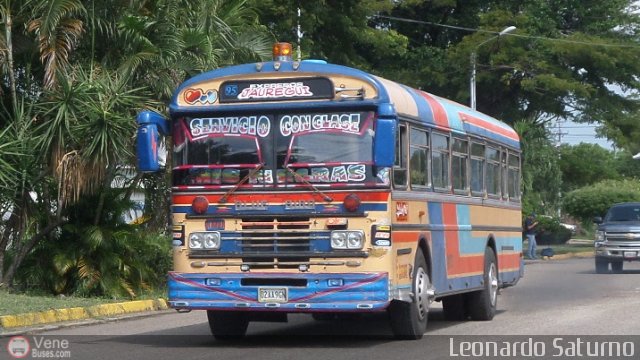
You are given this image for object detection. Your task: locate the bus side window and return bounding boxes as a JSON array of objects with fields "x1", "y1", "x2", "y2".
[
  {"x1": 485, "y1": 145, "x2": 501, "y2": 197},
  {"x1": 432, "y1": 133, "x2": 450, "y2": 191},
  {"x1": 501, "y1": 150, "x2": 508, "y2": 200},
  {"x1": 508, "y1": 152, "x2": 521, "y2": 201},
  {"x1": 409, "y1": 127, "x2": 429, "y2": 188},
  {"x1": 393, "y1": 124, "x2": 408, "y2": 188},
  {"x1": 470, "y1": 142, "x2": 485, "y2": 196},
  {"x1": 452, "y1": 138, "x2": 469, "y2": 194}
]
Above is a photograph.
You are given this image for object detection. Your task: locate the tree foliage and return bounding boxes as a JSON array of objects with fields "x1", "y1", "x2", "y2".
[
  {"x1": 558, "y1": 143, "x2": 619, "y2": 191},
  {"x1": 254, "y1": 0, "x2": 640, "y2": 150},
  {"x1": 3, "y1": 0, "x2": 640, "y2": 295},
  {"x1": 514, "y1": 119, "x2": 562, "y2": 215},
  {"x1": 0, "y1": 0, "x2": 272, "y2": 294},
  {"x1": 563, "y1": 179, "x2": 640, "y2": 223}
]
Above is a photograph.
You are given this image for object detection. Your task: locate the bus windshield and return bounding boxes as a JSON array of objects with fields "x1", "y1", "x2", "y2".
[
  {"x1": 284, "y1": 131, "x2": 372, "y2": 165},
  {"x1": 172, "y1": 111, "x2": 383, "y2": 188},
  {"x1": 184, "y1": 136, "x2": 261, "y2": 165}
]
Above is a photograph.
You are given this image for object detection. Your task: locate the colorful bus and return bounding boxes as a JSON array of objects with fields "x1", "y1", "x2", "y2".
[{"x1": 136, "y1": 42, "x2": 523, "y2": 339}]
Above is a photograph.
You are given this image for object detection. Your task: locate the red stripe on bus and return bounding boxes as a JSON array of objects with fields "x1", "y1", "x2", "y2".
[
  {"x1": 392, "y1": 231, "x2": 420, "y2": 243},
  {"x1": 172, "y1": 192, "x2": 390, "y2": 204},
  {"x1": 448, "y1": 254, "x2": 485, "y2": 276},
  {"x1": 460, "y1": 113, "x2": 520, "y2": 141},
  {"x1": 449, "y1": 252, "x2": 522, "y2": 276},
  {"x1": 497, "y1": 252, "x2": 522, "y2": 270},
  {"x1": 418, "y1": 91, "x2": 449, "y2": 128}
]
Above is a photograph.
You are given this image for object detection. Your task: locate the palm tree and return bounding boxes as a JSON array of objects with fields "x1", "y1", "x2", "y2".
[
  {"x1": 3, "y1": 0, "x2": 274, "y2": 290},
  {"x1": 17, "y1": 189, "x2": 171, "y2": 297},
  {"x1": 26, "y1": 0, "x2": 86, "y2": 89}
]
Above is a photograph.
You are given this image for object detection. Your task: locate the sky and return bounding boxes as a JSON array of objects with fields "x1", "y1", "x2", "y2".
[{"x1": 555, "y1": 120, "x2": 614, "y2": 150}]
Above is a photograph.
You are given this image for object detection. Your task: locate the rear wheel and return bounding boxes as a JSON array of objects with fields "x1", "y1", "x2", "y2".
[
  {"x1": 207, "y1": 311, "x2": 249, "y2": 340},
  {"x1": 611, "y1": 261, "x2": 623, "y2": 273},
  {"x1": 388, "y1": 250, "x2": 432, "y2": 339},
  {"x1": 468, "y1": 247, "x2": 498, "y2": 321},
  {"x1": 595, "y1": 257, "x2": 609, "y2": 274}
]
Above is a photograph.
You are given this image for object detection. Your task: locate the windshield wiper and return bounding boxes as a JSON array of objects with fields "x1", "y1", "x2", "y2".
[
  {"x1": 219, "y1": 163, "x2": 264, "y2": 203},
  {"x1": 284, "y1": 166, "x2": 333, "y2": 202}
]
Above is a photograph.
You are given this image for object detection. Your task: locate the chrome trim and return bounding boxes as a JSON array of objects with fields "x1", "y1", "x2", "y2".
[
  {"x1": 390, "y1": 286, "x2": 413, "y2": 302},
  {"x1": 206, "y1": 260, "x2": 348, "y2": 267},
  {"x1": 190, "y1": 251, "x2": 368, "y2": 259}
]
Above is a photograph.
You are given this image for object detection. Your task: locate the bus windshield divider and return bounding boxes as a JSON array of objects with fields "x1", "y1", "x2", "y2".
[
  {"x1": 219, "y1": 163, "x2": 264, "y2": 203},
  {"x1": 284, "y1": 166, "x2": 333, "y2": 202}
]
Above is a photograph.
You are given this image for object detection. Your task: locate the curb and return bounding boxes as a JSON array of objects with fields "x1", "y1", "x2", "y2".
[
  {"x1": 552, "y1": 251, "x2": 593, "y2": 260},
  {"x1": 0, "y1": 298, "x2": 168, "y2": 330},
  {"x1": 525, "y1": 251, "x2": 593, "y2": 263}
]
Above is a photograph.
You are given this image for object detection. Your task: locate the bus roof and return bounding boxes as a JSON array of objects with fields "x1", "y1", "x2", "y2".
[{"x1": 170, "y1": 60, "x2": 520, "y2": 149}]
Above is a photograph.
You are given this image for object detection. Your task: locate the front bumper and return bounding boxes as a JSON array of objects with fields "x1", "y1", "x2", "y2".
[
  {"x1": 595, "y1": 242, "x2": 640, "y2": 260},
  {"x1": 168, "y1": 271, "x2": 390, "y2": 312}
]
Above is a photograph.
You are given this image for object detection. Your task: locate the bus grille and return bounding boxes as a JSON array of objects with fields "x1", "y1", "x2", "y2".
[{"x1": 238, "y1": 217, "x2": 329, "y2": 261}]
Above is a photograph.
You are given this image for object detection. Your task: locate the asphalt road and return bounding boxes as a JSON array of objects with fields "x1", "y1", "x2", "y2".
[{"x1": 7, "y1": 257, "x2": 640, "y2": 359}]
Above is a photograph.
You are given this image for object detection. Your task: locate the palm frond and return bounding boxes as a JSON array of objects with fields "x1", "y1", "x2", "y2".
[{"x1": 27, "y1": 0, "x2": 86, "y2": 89}]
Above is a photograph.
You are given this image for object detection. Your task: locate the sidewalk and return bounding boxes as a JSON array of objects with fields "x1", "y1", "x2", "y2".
[{"x1": 0, "y1": 298, "x2": 168, "y2": 335}]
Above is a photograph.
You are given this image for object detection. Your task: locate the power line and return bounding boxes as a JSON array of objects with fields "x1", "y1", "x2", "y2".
[
  {"x1": 376, "y1": 15, "x2": 640, "y2": 49},
  {"x1": 558, "y1": 125, "x2": 599, "y2": 128}
]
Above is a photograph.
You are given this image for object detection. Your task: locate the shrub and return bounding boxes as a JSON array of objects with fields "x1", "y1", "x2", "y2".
[
  {"x1": 534, "y1": 216, "x2": 572, "y2": 245},
  {"x1": 562, "y1": 179, "x2": 640, "y2": 223}
]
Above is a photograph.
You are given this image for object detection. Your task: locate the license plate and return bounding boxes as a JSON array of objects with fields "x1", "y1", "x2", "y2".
[
  {"x1": 624, "y1": 251, "x2": 636, "y2": 258},
  {"x1": 258, "y1": 287, "x2": 288, "y2": 303}
]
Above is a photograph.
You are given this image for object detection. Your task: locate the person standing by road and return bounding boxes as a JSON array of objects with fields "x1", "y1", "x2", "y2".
[{"x1": 524, "y1": 213, "x2": 539, "y2": 259}]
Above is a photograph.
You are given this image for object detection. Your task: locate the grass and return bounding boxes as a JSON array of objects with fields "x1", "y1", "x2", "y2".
[
  {"x1": 0, "y1": 288, "x2": 167, "y2": 316},
  {"x1": 546, "y1": 240, "x2": 593, "y2": 255}
]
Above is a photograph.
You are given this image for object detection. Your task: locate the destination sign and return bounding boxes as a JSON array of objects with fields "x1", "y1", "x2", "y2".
[{"x1": 219, "y1": 77, "x2": 334, "y2": 103}]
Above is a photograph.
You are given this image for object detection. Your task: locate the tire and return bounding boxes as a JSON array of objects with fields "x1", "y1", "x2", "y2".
[
  {"x1": 442, "y1": 294, "x2": 467, "y2": 321},
  {"x1": 388, "y1": 250, "x2": 432, "y2": 339},
  {"x1": 207, "y1": 311, "x2": 249, "y2": 340},
  {"x1": 467, "y1": 247, "x2": 498, "y2": 321},
  {"x1": 595, "y1": 257, "x2": 609, "y2": 274},
  {"x1": 611, "y1": 261, "x2": 623, "y2": 273}
]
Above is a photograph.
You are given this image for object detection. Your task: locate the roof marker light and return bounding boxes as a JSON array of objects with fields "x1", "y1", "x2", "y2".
[{"x1": 273, "y1": 42, "x2": 293, "y2": 61}]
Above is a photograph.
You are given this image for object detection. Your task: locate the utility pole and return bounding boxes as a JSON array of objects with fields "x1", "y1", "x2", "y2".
[
  {"x1": 555, "y1": 121, "x2": 568, "y2": 148},
  {"x1": 555, "y1": 121, "x2": 568, "y2": 218},
  {"x1": 296, "y1": 6, "x2": 302, "y2": 62}
]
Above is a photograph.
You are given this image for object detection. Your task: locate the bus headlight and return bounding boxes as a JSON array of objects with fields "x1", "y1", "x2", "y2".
[
  {"x1": 189, "y1": 232, "x2": 221, "y2": 250},
  {"x1": 347, "y1": 231, "x2": 364, "y2": 249},
  {"x1": 331, "y1": 231, "x2": 347, "y2": 249},
  {"x1": 189, "y1": 233, "x2": 203, "y2": 249},
  {"x1": 203, "y1": 232, "x2": 221, "y2": 249},
  {"x1": 331, "y1": 231, "x2": 365, "y2": 249}
]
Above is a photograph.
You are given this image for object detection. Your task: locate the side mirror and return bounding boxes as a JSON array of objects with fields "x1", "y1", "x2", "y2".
[
  {"x1": 373, "y1": 104, "x2": 396, "y2": 168},
  {"x1": 593, "y1": 216, "x2": 603, "y2": 224},
  {"x1": 136, "y1": 111, "x2": 170, "y2": 172}
]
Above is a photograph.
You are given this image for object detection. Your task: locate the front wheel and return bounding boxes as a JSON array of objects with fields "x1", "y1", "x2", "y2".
[
  {"x1": 388, "y1": 249, "x2": 432, "y2": 339},
  {"x1": 595, "y1": 257, "x2": 609, "y2": 274},
  {"x1": 611, "y1": 261, "x2": 623, "y2": 273},
  {"x1": 467, "y1": 247, "x2": 498, "y2": 321},
  {"x1": 207, "y1": 311, "x2": 249, "y2": 340}
]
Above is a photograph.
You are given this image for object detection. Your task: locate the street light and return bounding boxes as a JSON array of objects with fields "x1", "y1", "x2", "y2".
[{"x1": 470, "y1": 26, "x2": 517, "y2": 110}]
